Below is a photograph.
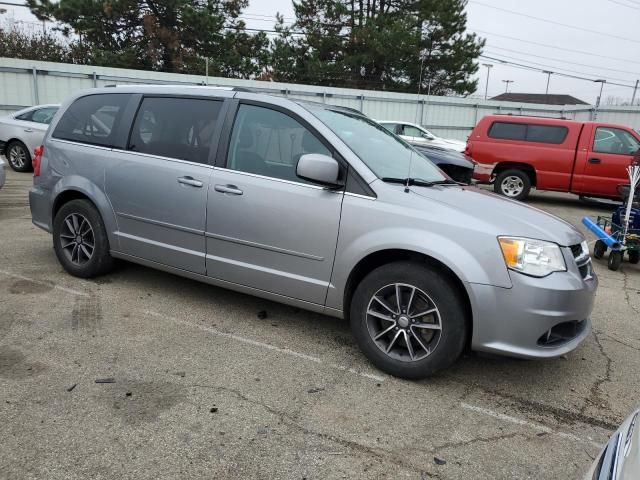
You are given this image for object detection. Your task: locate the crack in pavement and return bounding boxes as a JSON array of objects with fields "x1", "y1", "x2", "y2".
[
  {"x1": 579, "y1": 331, "x2": 613, "y2": 417},
  {"x1": 594, "y1": 329, "x2": 640, "y2": 352},
  {"x1": 622, "y1": 269, "x2": 640, "y2": 317},
  {"x1": 451, "y1": 380, "x2": 619, "y2": 431},
  {"x1": 431, "y1": 432, "x2": 524, "y2": 452},
  {"x1": 190, "y1": 382, "x2": 438, "y2": 478}
]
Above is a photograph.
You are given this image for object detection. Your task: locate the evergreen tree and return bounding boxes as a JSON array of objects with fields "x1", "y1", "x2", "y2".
[{"x1": 271, "y1": 0, "x2": 484, "y2": 95}]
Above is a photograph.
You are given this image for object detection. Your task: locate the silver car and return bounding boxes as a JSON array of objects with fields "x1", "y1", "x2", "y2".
[
  {"x1": 585, "y1": 407, "x2": 639, "y2": 479},
  {"x1": 0, "y1": 156, "x2": 6, "y2": 189},
  {"x1": 29, "y1": 86, "x2": 597, "y2": 378},
  {"x1": 0, "y1": 104, "x2": 59, "y2": 172}
]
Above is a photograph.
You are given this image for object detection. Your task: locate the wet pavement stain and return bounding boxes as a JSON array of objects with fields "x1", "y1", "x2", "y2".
[
  {"x1": 0, "y1": 347, "x2": 46, "y2": 379},
  {"x1": 9, "y1": 279, "x2": 53, "y2": 295},
  {"x1": 106, "y1": 381, "x2": 185, "y2": 425},
  {"x1": 71, "y1": 294, "x2": 102, "y2": 331}
]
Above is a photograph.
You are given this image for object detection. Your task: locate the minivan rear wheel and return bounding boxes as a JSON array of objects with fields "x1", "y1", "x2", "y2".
[
  {"x1": 494, "y1": 169, "x2": 531, "y2": 201},
  {"x1": 350, "y1": 262, "x2": 467, "y2": 379},
  {"x1": 53, "y1": 199, "x2": 114, "y2": 278}
]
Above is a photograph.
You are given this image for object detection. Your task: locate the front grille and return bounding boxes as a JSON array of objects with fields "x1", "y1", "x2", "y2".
[
  {"x1": 569, "y1": 243, "x2": 592, "y2": 280},
  {"x1": 537, "y1": 320, "x2": 587, "y2": 347},
  {"x1": 570, "y1": 244, "x2": 583, "y2": 258}
]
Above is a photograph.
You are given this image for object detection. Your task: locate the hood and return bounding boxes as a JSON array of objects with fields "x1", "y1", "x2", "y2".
[
  {"x1": 409, "y1": 185, "x2": 584, "y2": 247},
  {"x1": 413, "y1": 146, "x2": 475, "y2": 169}
]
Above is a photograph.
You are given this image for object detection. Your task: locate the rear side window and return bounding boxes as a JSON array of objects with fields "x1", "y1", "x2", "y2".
[
  {"x1": 488, "y1": 122, "x2": 526, "y2": 140},
  {"x1": 128, "y1": 97, "x2": 222, "y2": 164},
  {"x1": 53, "y1": 94, "x2": 130, "y2": 147},
  {"x1": 31, "y1": 107, "x2": 58, "y2": 125},
  {"x1": 488, "y1": 121, "x2": 568, "y2": 144}
]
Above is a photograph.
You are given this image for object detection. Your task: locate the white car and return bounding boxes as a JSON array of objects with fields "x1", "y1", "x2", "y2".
[
  {"x1": 0, "y1": 156, "x2": 6, "y2": 190},
  {"x1": 0, "y1": 104, "x2": 59, "y2": 172},
  {"x1": 378, "y1": 120, "x2": 466, "y2": 153}
]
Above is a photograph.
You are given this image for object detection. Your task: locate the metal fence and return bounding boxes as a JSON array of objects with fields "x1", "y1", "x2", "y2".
[{"x1": 2, "y1": 57, "x2": 640, "y2": 141}]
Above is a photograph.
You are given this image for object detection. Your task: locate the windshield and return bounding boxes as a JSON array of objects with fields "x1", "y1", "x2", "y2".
[{"x1": 308, "y1": 107, "x2": 445, "y2": 182}]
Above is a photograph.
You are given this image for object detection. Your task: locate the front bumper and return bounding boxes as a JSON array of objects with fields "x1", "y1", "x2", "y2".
[{"x1": 467, "y1": 251, "x2": 597, "y2": 359}]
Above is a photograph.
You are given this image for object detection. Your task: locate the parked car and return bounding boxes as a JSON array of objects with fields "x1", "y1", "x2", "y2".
[
  {"x1": 0, "y1": 156, "x2": 6, "y2": 190},
  {"x1": 467, "y1": 115, "x2": 640, "y2": 201},
  {"x1": 30, "y1": 86, "x2": 597, "y2": 379},
  {"x1": 411, "y1": 144, "x2": 476, "y2": 184},
  {"x1": 0, "y1": 104, "x2": 60, "y2": 172},
  {"x1": 585, "y1": 406, "x2": 639, "y2": 479},
  {"x1": 378, "y1": 120, "x2": 466, "y2": 152}
]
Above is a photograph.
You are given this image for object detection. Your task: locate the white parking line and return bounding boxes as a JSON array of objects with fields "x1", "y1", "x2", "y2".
[
  {"x1": 0, "y1": 269, "x2": 88, "y2": 297},
  {"x1": 461, "y1": 402, "x2": 602, "y2": 448},
  {"x1": 145, "y1": 310, "x2": 386, "y2": 383}
]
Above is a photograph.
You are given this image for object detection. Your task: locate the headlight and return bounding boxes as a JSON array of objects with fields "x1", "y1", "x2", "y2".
[{"x1": 498, "y1": 236, "x2": 566, "y2": 277}]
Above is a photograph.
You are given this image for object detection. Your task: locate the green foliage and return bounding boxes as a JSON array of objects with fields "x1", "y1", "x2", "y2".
[
  {"x1": 8, "y1": 0, "x2": 483, "y2": 94},
  {"x1": 270, "y1": 0, "x2": 484, "y2": 95}
]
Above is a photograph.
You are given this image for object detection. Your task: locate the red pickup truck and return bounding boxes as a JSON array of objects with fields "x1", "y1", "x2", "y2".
[{"x1": 467, "y1": 115, "x2": 640, "y2": 200}]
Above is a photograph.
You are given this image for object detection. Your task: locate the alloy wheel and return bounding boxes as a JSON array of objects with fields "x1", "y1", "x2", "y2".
[
  {"x1": 9, "y1": 145, "x2": 27, "y2": 169},
  {"x1": 365, "y1": 283, "x2": 442, "y2": 362},
  {"x1": 59, "y1": 213, "x2": 95, "y2": 266},
  {"x1": 500, "y1": 175, "x2": 524, "y2": 197}
]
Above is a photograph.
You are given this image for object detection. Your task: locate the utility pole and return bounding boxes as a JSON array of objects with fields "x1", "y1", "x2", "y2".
[
  {"x1": 502, "y1": 79, "x2": 514, "y2": 93},
  {"x1": 543, "y1": 70, "x2": 553, "y2": 95},
  {"x1": 482, "y1": 63, "x2": 493, "y2": 100},
  {"x1": 632, "y1": 79, "x2": 639, "y2": 106},
  {"x1": 593, "y1": 79, "x2": 606, "y2": 120}
]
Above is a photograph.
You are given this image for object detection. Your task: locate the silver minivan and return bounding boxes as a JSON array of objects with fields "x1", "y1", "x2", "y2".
[{"x1": 29, "y1": 86, "x2": 597, "y2": 378}]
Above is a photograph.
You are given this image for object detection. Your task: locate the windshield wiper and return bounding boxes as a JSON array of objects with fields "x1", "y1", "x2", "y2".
[{"x1": 381, "y1": 177, "x2": 460, "y2": 188}]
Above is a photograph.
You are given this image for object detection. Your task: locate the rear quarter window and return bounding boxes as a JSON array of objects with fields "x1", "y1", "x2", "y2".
[
  {"x1": 488, "y1": 121, "x2": 568, "y2": 144},
  {"x1": 53, "y1": 94, "x2": 131, "y2": 148}
]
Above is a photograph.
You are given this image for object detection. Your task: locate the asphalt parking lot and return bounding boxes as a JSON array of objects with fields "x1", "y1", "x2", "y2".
[{"x1": 1, "y1": 167, "x2": 639, "y2": 480}]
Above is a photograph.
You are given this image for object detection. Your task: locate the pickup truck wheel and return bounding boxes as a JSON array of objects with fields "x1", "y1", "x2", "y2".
[
  {"x1": 628, "y1": 250, "x2": 639, "y2": 264},
  {"x1": 53, "y1": 199, "x2": 115, "y2": 278},
  {"x1": 6, "y1": 140, "x2": 32, "y2": 172},
  {"x1": 350, "y1": 261, "x2": 467, "y2": 379},
  {"x1": 494, "y1": 169, "x2": 531, "y2": 201},
  {"x1": 593, "y1": 240, "x2": 607, "y2": 259},
  {"x1": 608, "y1": 251, "x2": 623, "y2": 271}
]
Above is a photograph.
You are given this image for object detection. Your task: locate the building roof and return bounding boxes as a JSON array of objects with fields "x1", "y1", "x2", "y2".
[{"x1": 490, "y1": 93, "x2": 590, "y2": 105}]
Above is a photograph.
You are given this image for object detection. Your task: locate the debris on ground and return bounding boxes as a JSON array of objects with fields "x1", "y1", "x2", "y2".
[
  {"x1": 307, "y1": 387, "x2": 325, "y2": 394},
  {"x1": 66, "y1": 384, "x2": 77, "y2": 392},
  {"x1": 210, "y1": 407, "x2": 218, "y2": 413},
  {"x1": 433, "y1": 457, "x2": 447, "y2": 466},
  {"x1": 95, "y1": 378, "x2": 115, "y2": 384},
  {"x1": 257, "y1": 310, "x2": 268, "y2": 319}
]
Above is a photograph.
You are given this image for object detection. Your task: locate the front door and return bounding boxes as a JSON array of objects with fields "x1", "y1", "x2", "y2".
[
  {"x1": 582, "y1": 126, "x2": 639, "y2": 197},
  {"x1": 205, "y1": 103, "x2": 343, "y2": 305},
  {"x1": 105, "y1": 96, "x2": 225, "y2": 274}
]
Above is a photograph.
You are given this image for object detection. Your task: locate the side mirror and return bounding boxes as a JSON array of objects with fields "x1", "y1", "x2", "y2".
[
  {"x1": 296, "y1": 153, "x2": 341, "y2": 187},
  {"x1": 422, "y1": 132, "x2": 434, "y2": 140}
]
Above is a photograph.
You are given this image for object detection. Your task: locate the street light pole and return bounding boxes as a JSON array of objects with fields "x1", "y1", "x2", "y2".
[
  {"x1": 632, "y1": 79, "x2": 639, "y2": 106},
  {"x1": 594, "y1": 79, "x2": 606, "y2": 120},
  {"x1": 502, "y1": 79, "x2": 514, "y2": 93},
  {"x1": 543, "y1": 70, "x2": 553, "y2": 95},
  {"x1": 482, "y1": 63, "x2": 493, "y2": 100}
]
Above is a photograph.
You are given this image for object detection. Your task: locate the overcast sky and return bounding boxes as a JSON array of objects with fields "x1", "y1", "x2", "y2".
[{"x1": 2, "y1": 0, "x2": 638, "y2": 104}]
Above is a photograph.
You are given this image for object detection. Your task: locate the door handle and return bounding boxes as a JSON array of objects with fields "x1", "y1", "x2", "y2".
[
  {"x1": 177, "y1": 176, "x2": 203, "y2": 188},
  {"x1": 23, "y1": 128, "x2": 33, "y2": 133},
  {"x1": 588, "y1": 157, "x2": 601, "y2": 164},
  {"x1": 214, "y1": 184, "x2": 243, "y2": 195}
]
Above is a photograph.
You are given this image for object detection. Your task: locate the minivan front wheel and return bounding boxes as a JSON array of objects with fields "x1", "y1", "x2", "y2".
[
  {"x1": 53, "y1": 199, "x2": 114, "y2": 278},
  {"x1": 350, "y1": 262, "x2": 467, "y2": 379},
  {"x1": 495, "y1": 169, "x2": 531, "y2": 201}
]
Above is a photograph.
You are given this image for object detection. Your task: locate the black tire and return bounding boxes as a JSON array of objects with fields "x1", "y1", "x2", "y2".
[
  {"x1": 53, "y1": 199, "x2": 114, "y2": 278},
  {"x1": 6, "y1": 140, "x2": 32, "y2": 172},
  {"x1": 593, "y1": 240, "x2": 607, "y2": 259},
  {"x1": 494, "y1": 169, "x2": 532, "y2": 201},
  {"x1": 628, "y1": 250, "x2": 639, "y2": 265},
  {"x1": 608, "y1": 251, "x2": 623, "y2": 271},
  {"x1": 349, "y1": 261, "x2": 467, "y2": 379}
]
